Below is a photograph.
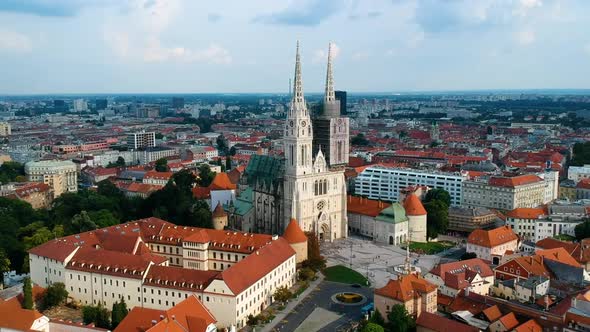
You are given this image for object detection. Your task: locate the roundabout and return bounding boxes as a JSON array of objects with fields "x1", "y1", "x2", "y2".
[{"x1": 331, "y1": 292, "x2": 367, "y2": 306}]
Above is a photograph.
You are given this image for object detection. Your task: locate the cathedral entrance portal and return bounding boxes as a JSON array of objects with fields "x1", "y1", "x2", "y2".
[{"x1": 319, "y1": 223, "x2": 330, "y2": 242}]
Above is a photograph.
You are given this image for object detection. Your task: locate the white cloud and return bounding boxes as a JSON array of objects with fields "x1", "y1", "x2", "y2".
[
  {"x1": 143, "y1": 41, "x2": 232, "y2": 64},
  {"x1": 0, "y1": 29, "x2": 32, "y2": 53},
  {"x1": 312, "y1": 43, "x2": 340, "y2": 64},
  {"x1": 515, "y1": 28, "x2": 535, "y2": 45},
  {"x1": 352, "y1": 51, "x2": 370, "y2": 60}
]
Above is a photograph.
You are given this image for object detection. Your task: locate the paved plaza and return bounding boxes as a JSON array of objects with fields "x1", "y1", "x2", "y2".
[
  {"x1": 322, "y1": 235, "x2": 443, "y2": 288},
  {"x1": 293, "y1": 308, "x2": 342, "y2": 332}
]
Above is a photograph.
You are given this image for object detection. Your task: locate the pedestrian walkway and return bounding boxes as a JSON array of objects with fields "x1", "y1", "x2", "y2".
[{"x1": 259, "y1": 274, "x2": 325, "y2": 332}]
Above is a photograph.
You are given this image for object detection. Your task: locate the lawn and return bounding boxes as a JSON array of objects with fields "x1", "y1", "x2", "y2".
[
  {"x1": 409, "y1": 241, "x2": 454, "y2": 254},
  {"x1": 323, "y1": 265, "x2": 369, "y2": 285}
]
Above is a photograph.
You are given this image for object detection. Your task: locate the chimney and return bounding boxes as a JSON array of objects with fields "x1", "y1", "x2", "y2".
[
  {"x1": 545, "y1": 295, "x2": 549, "y2": 311},
  {"x1": 151, "y1": 319, "x2": 157, "y2": 326},
  {"x1": 160, "y1": 314, "x2": 164, "y2": 320},
  {"x1": 172, "y1": 314, "x2": 176, "y2": 320}
]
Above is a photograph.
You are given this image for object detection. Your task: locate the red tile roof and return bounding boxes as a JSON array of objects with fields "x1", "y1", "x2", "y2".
[
  {"x1": 536, "y1": 247, "x2": 581, "y2": 267},
  {"x1": 347, "y1": 195, "x2": 389, "y2": 217},
  {"x1": 488, "y1": 174, "x2": 542, "y2": 188},
  {"x1": 416, "y1": 311, "x2": 479, "y2": 332},
  {"x1": 404, "y1": 194, "x2": 427, "y2": 216},
  {"x1": 212, "y1": 202, "x2": 227, "y2": 218},
  {"x1": 125, "y1": 182, "x2": 163, "y2": 194},
  {"x1": 13, "y1": 182, "x2": 50, "y2": 198},
  {"x1": 115, "y1": 295, "x2": 216, "y2": 332},
  {"x1": 209, "y1": 173, "x2": 236, "y2": 190},
  {"x1": 144, "y1": 171, "x2": 174, "y2": 180},
  {"x1": 67, "y1": 247, "x2": 165, "y2": 279},
  {"x1": 429, "y1": 258, "x2": 493, "y2": 289},
  {"x1": 505, "y1": 207, "x2": 547, "y2": 220},
  {"x1": 577, "y1": 178, "x2": 590, "y2": 189},
  {"x1": 218, "y1": 238, "x2": 295, "y2": 295},
  {"x1": 467, "y1": 226, "x2": 518, "y2": 248},
  {"x1": 0, "y1": 297, "x2": 45, "y2": 331},
  {"x1": 498, "y1": 312, "x2": 519, "y2": 330},
  {"x1": 144, "y1": 266, "x2": 218, "y2": 291},
  {"x1": 482, "y1": 305, "x2": 502, "y2": 322},
  {"x1": 192, "y1": 186, "x2": 211, "y2": 199},
  {"x1": 283, "y1": 219, "x2": 307, "y2": 244},
  {"x1": 375, "y1": 274, "x2": 437, "y2": 302}
]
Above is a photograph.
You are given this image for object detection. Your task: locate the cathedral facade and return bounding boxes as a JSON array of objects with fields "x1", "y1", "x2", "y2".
[{"x1": 242, "y1": 42, "x2": 348, "y2": 242}]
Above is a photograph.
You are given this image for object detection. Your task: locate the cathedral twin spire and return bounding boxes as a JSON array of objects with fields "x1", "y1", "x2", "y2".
[{"x1": 290, "y1": 41, "x2": 336, "y2": 118}]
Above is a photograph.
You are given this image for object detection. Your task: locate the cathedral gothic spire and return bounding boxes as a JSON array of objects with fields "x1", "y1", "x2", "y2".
[{"x1": 324, "y1": 42, "x2": 336, "y2": 104}]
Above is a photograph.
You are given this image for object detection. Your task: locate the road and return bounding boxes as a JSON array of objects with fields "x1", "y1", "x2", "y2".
[{"x1": 270, "y1": 281, "x2": 373, "y2": 332}]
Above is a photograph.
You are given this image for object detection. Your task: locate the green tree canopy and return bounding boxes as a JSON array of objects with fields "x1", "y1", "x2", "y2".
[
  {"x1": 424, "y1": 188, "x2": 451, "y2": 208},
  {"x1": 111, "y1": 298, "x2": 128, "y2": 328},
  {"x1": 424, "y1": 199, "x2": 449, "y2": 240},
  {"x1": 22, "y1": 277, "x2": 33, "y2": 309},
  {"x1": 155, "y1": 158, "x2": 168, "y2": 172},
  {"x1": 385, "y1": 304, "x2": 415, "y2": 332},
  {"x1": 351, "y1": 133, "x2": 369, "y2": 146},
  {"x1": 362, "y1": 322, "x2": 385, "y2": 332},
  {"x1": 0, "y1": 161, "x2": 25, "y2": 184},
  {"x1": 41, "y1": 282, "x2": 68, "y2": 310},
  {"x1": 575, "y1": 220, "x2": 590, "y2": 240},
  {"x1": 197, "y1": 164, "x2": 216, "y2": 187}
]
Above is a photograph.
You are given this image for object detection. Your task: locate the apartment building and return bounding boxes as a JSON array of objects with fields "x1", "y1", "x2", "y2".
[
  {"x1": 569, "y1": 165, "x2": 590, "y2": 182},
  {"x1": 24, "y1": 160, "x2": 77, "y2": 198},
  {"x1": 355, "y1": 165, "x2": 466, "y2": 206},
  {"x1": 467, "y1": 226, "x2": 519, "y2": 264},
  {"x1": 28, "y1": 218, "x2": 297, "y2": 329},
  {"x1": 0, "y1": 122, "x2": 11, "y2": 136},
  {"x1": 506, "y1": 204, "x2": 587, "y2": 242},
  {"x1": 447, "y1": 207, "x2": 500, "y2": 233},
  {"x1": 462, "y1": 174, "x2": 546, "y2": 210},
  {"x1": 127, "y1": 131, "x2": 156, "y2": 150}
]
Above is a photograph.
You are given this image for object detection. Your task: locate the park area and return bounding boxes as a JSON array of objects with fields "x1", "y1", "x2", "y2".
[
  {"x1": 323, "y1": 265, "x2": 369, "y2": 285},
  {"x1": 409, "y1": 241, "x2": 454, "y2": 254}
]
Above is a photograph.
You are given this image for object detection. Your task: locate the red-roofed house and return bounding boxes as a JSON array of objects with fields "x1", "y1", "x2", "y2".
[
  {"x1": 209, "y1": 172, "x2": 237, "y2": 212},
  {"x1": 425, "y1": 258, "x2": 494, "y2": 296},
  {"x1": 467, "y1": 226, "x2": 519, "y2": 263},
  {"x1": 505, "y1": 207, "x2": 547, "y2": 241},
  {"x1": 115, "y1": 295, "x2": 216, "y2": 332},
  {"x1": 375, "y1": 274, "x2": 437, "y2": 319},
  {"x1": 0, "y1": 298, "x2": 49, "y2": 331},
  {"x1": 8, "y1": 182, "x2": 53, "y2": 209},
  {"x1": 489, "y1": 312, "x2": 519, "y2": 332},
  {"x1": 416, "y1": 311, "x2": 479, "y2": 332}
]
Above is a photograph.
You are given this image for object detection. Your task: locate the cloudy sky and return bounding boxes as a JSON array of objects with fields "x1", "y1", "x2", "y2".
[{"x1": 0, "y1": 0, "x2": 589, "y2": 94}]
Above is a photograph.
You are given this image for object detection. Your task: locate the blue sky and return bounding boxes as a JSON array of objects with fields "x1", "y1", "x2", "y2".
[{"x1": 0, "y1": 0, "x2": 589, "y2": 94}]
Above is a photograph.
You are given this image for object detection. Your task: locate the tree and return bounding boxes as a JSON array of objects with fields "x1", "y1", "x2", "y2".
[
  {"x1": 0, "y1": 161, "x2": 25, "y2": 184},
  {"x1": 216, "y1": 135, "x2": 228, "y2": 154},
  {"x1": 302, "y1": 232, "x2": 326, "y2": 271},
  {"x1": 351, "y1": 133, "x2": 369, "y2": 146},
  {"x1": 197, "y1": 164, "x2": 216, "y2": 187},
  {"x1": 575, "y1": 220, "x2": 590, "y2": 240},
  {"x1": 111, "y1": 298, "x2": 128, "y2": 328},
  {"x1": 423, "y1": 188, "x2": 451, "y2": 208},
  {"x1": 0, "y1": 249, "x2": 10, "y2": 285},
  {"x1": 229, "y1": 146, "x2": 237, "y2": 156},
  {"x1": 172, "y1": 169, "x2": 197, "y2": 193},
  {"x1": 155, "y1": 158, "x2": 168, "y2": 172},
  {"x1": 247, "y1": 314, "x2": 259, "y2": 326},
  {"x1": 107, "y1": 157, "x2": 126, "y2": 168},
  {"x1": 22, "y1": 277, "x2": 33, "y2": 309},
  {"x1": 424, "y1": 200, "x2": 449, "y2": 240},
  {"x1": 71, "y1": 211, "x2": 98, "y2": 233},
  {"x1": 87, "y1": 209, "x2": 119, "y2": 228},
  {"x1": 41, "y1": 282, "x2": 68, "y2": 310},
  {"x1": 362, "y1": 323, "x2": 385, "y2": 332},
  {"x1": 82, "y1": 304, "x2": 110, "y2": 328},
  {"x1": 273, "y1": 286, "x2": 293, "y2": 303},
  {"x1": 298, "y1": 267, "x2": 316, "y2": 281},
  {"x1": 225, "y1": 156, "x2": 232, "y2": 171},
  {"x1": 461, "y1": 252, "x2": 478, "y2": 260},
  {"x1": 385, "y1": 304, "x2": 415, "y2": 332},
  {"x1": 399, "y1": 130, "x2": 408, "y2": 139},
  {"x1": 369, "y1": 309, "x2": 385, "y2": 327},
  {"x1": 155, "y1": 133, "x2": 164, "y2": 139},
  {"x1": 97, "y1": 180, "x2": 124, "y2": 199}
]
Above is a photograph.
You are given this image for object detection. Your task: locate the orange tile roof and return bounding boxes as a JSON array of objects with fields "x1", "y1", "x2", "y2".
[
  {"x1": 417, "y1": 312, "x2": 479, "y2": 332},
  {"x1": 483, "y1": 305, "x2": 502, "y2": 322},
  {"x1": 500, "y1": 255, "x2": 551, "y2": 278},
  {"x1": 192, "y1": 186, "x2": 211, "y2": 199},
  {"x1": 67, "y1": 247, "x2": 165, "y2": 279},
  {"x1": 536, "y1": 247, "x2": 581, "y2": 267},
  {"x1": 430, "y1": 258, "x2": 494, "y2": 279},
  {"x1": 209, "y1": 172, "x2": 237, "y2": 190},
  {"x1": 577, "y1": 178, "x2": 590, "y2": 189},
  {"x1": 283, "y1": 219, "x2": 307, "y2": 244},
  {"x1": 375, "y1": 274, "x2": 437, "y2": 302},
  {"x1": 404, "y1": 194, "x2": 427, "y2": 216},
  {"x1": 144, "y1": 266, "x2": 218, "y2": 292},
  {"x1": 498, "y1": 312, "x2": 519, "y2": 330},
  {"x1": 467, "y1": 226, "x2": 518, "y2": 248},
  {"x1": 126, "y1": 182, "x2": 163, "y2": 194},
  {"x1": 13, "y1": 182, "x2": 51, "y2": 197},
  {"x1": 347, "y1": 195, "x2": 390, "y2": 217},
  {"x1": 218, "y1": 238, "x2": 295, "y2": 295},
  {"x1": 488, "y1": 174, "x2": 542, "y2": 188},
  {"x1": 505, "y1": 207, "x2": 547, "y2": 219},
  {"x1": 115, "y1": 295, "x2": 216, "y2": 332},
  {"x1": 0, "y1": 298, "x2": 45, "y2": 331}
]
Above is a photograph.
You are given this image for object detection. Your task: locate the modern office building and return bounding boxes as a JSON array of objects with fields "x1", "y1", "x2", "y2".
[
  {"x1": 127, "y1": 131, "x2": 156, "y2": 150},
  {"x1": 95, "y1": 99, "x2": 108, "y2": 110},
  {"x1": 355, "y1": 166, "x2": 466, "y2": 206},
  {"x1": 73, "y1": 99, "x2": 88, "y2": 112},
  {"x1": 172, "y1": 97, "x2": 185, "y2": 109},
  {"x1": 462, "y1": 174, "x2": 549, "y2": 210},
  {"x1": 335, "y1": 90, "x2": 347, "y2": 115},
  {"x1": 24, "y1": 160, "x2": 78, "y2": 198}
]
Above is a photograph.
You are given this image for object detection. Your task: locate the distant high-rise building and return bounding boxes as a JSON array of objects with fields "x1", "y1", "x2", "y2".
[
  {"x1": 95, "y1": 99, "x2": 108, "y2": 110},
  {"x1": 335, "y1": 90, "x2": 347, "y2": 115},
  {"x1": 172, "y1": 97, "x2": 185, "y2": 109},
  {"x1": 127, "y1": 131, "x2": 156, "y2": 150},
  {"x1": 0, "y1": 122, "x2": 11, "y2": 136},
  {"x1": 73, "y1": 99, "x2": 88, "y2": 112},
  {"x1": 53, "y1": 100, "x2": 65, "y2": 108}
]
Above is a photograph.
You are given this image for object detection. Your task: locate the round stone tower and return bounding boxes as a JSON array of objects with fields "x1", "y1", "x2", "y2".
[
  {"x1": 283, "y1": 218, "x2": 308, "y2": 263},
  {"x1": 212, "y1": 202, "x2": 228, "y2": 230},
  {"x1": 404, "y1": 194, "x2": 427, "y2": 242}
]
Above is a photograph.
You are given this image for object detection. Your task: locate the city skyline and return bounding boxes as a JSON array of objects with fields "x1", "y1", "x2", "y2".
[{"x1": 1, "y1": 0, "x2": 590, "y2": 94}]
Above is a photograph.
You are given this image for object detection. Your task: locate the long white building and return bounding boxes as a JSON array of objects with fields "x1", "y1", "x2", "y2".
[
  {"x1": 29, "y1": 218, "x2": 298, "y2": 329},
  {"x1": 355, "y1": 165, "x2": 466, "y2": 206}
]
